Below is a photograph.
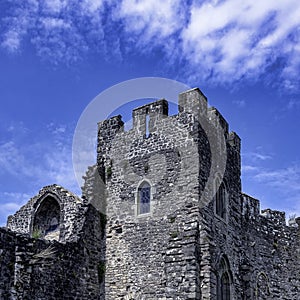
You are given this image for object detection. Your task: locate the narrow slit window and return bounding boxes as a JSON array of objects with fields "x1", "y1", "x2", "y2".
[
  {"x1": 145, "y1": 113, "x2": 150, "y2": 138},
  {"x1": 138, "y1": 182, "x2": 151, "y2": 215},
  {"x1": 215, "y1": 180, "x2": 227, "y2": 219}
]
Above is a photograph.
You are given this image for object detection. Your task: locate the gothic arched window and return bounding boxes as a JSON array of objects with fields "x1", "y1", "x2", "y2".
[
  {"x1": 217, "y1": 256, "x2": 232, "y2": 300},
  {"x1": 137, "y1": 181, "x2": 151, "y2": 215},
  {"x1": 215, "y1": 178, "x2": 227, "y2": 219},
  {"x1": 32, "y1": 196, "x2": 60, "y2": 238},
  {"x1": 220, "y1": 272, "x2": 231, "y2": 300},
  {"x1": 256, "y1": 272, "x2": 270, "y2": 299}
]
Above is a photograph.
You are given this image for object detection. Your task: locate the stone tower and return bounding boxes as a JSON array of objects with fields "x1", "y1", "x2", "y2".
[
  {"x1": 97, "y1": 89, "x2": 215, "y2": 299},
  {"x1": 95, "y1": 87, "x2": 299, "y2": 299}
]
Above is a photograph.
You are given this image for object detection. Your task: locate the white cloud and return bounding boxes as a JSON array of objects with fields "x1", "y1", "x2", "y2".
[
  {"x1": 285, "y1": 196, "x2": 300, "y2": 220},
  {"x1": 41, "y1": 17, "x2": 71, "y2": 29},
  {"x1": 254, "y1": 165, "x2": 300, "y2": 192},
  {"x1": 0, "y1": 141, "x2": 32, "y2": 177},
  {"x1": 44, "y1": 0, "x2": 67, "y2": 14},
  {"x1": 182, "y1": 0, "x2": 300, "y2": 84},
  {"x1": 47, "y1": 123, "x2": 67, "y2": 135},
  {"x1": 80, "y1": 0, "x2": 104, "y2": 14},
  {"x1": 1, "y1": 30, "x2": 22, "y2": 52},
  {"x1": 242, "y1": 165, "x2": 258, "y2": 172},
  {"x1": 44, "y1": 145, "x2": 80, "y2": 193},
  {"x1": 1, "y1": 0, "x2": 300, "y2": 88},
  {"x1": 0, "y1": 122, "x2": 80, "y2": 192},
  {"x1": 117, "y1": 0, "x2": 184, "y2": 40},
  {"x1": 287, "y1": 98, "x2": 300, "y2": 110},
  {"x1": 0, "y1": 121, "x2": 81, "y2": 226}
]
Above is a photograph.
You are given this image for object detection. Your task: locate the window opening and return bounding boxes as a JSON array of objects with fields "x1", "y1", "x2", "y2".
[
  {"x1": 145, "y1": 113, "x2": 150, "y2": 138},
  {"x1": 138, "y1": 182, "x2": 150, "y2": 214}
]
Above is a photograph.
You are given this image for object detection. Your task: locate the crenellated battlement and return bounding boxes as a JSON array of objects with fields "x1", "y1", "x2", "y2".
[
  {"x1": 242, "y1": 193, "x2": 260, "y2": 219},
  {"x1": 178, "y1": 87, "x2": 208, "y2": 116},
  {"x1": 208, "y1": 106, "x2": 229, "y2": 136},
  {"x1": 261, "y1": 208, "x2": 286, "y2": 226},
  {"x1": 132, "y1": 99, "x2": 168, "y2": 137},
  {"x1": 97, "y1": 87, "x2": 237, "y2": 155},
  {"x1": 242, "y1": 193, "x2": 298, "y2": 228},
  {"x1": 227, "y1": 131, "x2": 241, "y2": 151}
]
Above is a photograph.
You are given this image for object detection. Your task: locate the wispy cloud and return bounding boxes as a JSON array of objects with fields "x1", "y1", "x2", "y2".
[
  {"x1": 242, "y1": 146, "x2": 300, "y2": 216},
  {"x1": 243, "y1": 151, "x2": 273, "y2": 161},
  {"x1": 1, "y1": 1, "x2": 300, "y2": 89},
  {"x1": 242, "y1": 160, "x2": 300, "y2": 216},
  {"x1": 253, "y1": 165, "x2": 300, "y2": 192},
  {"x1": 242, "y1": 165, "x2": 258, "y2": 172},
  {"x1": 286, "y1": 98, "x2": 300, "y2": 110},
  {"x1": 0, "y1": 121, "x2": 80, "y2": 192},
  {"x1": 232, "y1": 99, "x2": 246, "y2": 108},
  {"x1": 0, "y1": 120, "x2": 81, "y2": 225}
]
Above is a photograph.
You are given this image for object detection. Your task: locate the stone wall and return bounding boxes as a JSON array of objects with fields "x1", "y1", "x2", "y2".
[
  {"x1": 241, "y1": 195, "x2": 300, "y2": 299},
  {"x1": 97, "y1": 92, "x2": 212, "y2": 299},
  {"x1": 0, "y1": 203, "x2": 105, "y2": 300}
]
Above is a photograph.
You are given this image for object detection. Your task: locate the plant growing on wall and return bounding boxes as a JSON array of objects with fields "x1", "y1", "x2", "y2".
[{"x1": 32, "y1": 229, "x2": 42, "y2": 239}]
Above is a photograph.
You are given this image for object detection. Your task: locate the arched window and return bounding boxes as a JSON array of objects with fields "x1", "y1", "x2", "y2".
[
  {"x1": 217, "y1": 256, "x2": 232, "y2": 300},
  {"x1": 32, "y1": 196, "x2": 60, "y2": 238},
  {"x1": 137, "y1": 181, "x2": 151, "y2": 215},
  {"x1": 220, "y1": 272, "x2": 231, "y2": 300},
  {"x1": 256, "y1": 272, "x2": 270, "y2": 299},
  {"x1": 215, "y1": 178, "x2": 227, "y2": 219}
]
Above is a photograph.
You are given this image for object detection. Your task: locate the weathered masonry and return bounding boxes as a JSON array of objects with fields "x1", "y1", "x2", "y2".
[{"x1": 1, "y1": 88, "x2": 299, "y2": 299}]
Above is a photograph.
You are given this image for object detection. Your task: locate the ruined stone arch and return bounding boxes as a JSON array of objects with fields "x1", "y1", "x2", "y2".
[
  {"x1": 135, "y1": 179, "x2": 152, "y2": 216},
  {"x1": 255, "y1": 272, "x2": 270, "y2": 300},
  {"x1": 216, "y1": 255, "x2": 233, "y2": 300},
  {"x1": 31, "y1": 193, "x2": 61, "y2": 239}
]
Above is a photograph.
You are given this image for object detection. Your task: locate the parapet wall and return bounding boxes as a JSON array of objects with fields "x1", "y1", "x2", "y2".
[
  {"x1": 241, "y1": 194, "x2": 300, "y2": 299},
  {"x1": 250, "y1": 218, "x2": 299, "y2": 298}
]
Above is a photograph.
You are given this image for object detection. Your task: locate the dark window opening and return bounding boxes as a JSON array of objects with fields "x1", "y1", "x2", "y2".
[
  {"x1": 32, "y1": 196, "x2": 60, "y2": 238},
  {"x1": 220, "y1": 272, "x2": 231, "y2": 300},
  {"x1": 217, "y1": 256, "x2": 232, "y2": 300},
  {"x1": 138, "y1": 182, "x2": 150, "y2": 215},
  {"x1": 215, "y1": 180, "x2": 227, "y2": 219}
]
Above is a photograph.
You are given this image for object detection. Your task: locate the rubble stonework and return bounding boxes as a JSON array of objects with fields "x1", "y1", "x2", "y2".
[{"x1": 0, "y1": 88, "x2": 299, "y2": 299}]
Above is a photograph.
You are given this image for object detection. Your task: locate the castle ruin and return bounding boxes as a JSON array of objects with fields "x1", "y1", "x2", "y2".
[{"x1": 0, "y1": 88, "x2": 299, "y2": 299}]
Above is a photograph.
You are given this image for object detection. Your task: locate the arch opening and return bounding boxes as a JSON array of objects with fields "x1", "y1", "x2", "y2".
[
  {"x1": 217, "y1": 256, "x2": 232, "y2": 300},
  {"x1": 32, "y1": 196, "x2": 61, "y2": 239}
]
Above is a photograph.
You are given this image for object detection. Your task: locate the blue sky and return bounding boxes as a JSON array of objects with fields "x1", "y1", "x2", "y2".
[{"x1": 0, "y1": 0, "x2": 300, "y2": 226}]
